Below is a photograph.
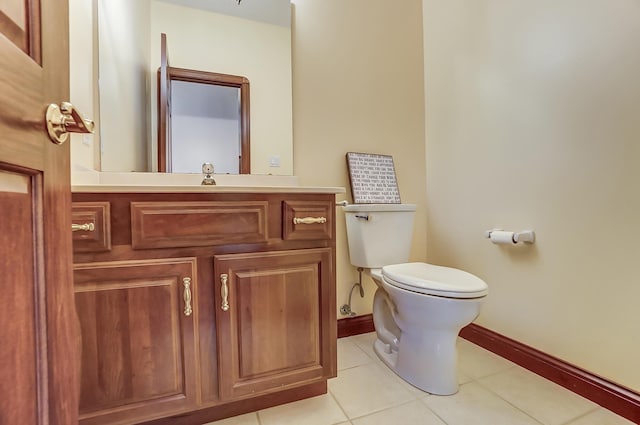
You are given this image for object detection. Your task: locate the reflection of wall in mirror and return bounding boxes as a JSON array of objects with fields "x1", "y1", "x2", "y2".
[
  {"x1": 99, "y1": 0, "x2": 151, "y2": 173},
  {"x1": 69, "y1": 0, "x2": 152, "y2": 173},
  {"x1": 69, "y1": 0, "x2": 102, "y2": 171}
]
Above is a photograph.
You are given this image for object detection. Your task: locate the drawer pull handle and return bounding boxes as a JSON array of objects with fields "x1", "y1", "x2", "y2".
[
  {"x1": 293, "y1": 217, "x2": 327, "y2": 225},
  {"x1": 220, "y1": 273, "x2": 229, "y2": 312},
  {"x1": 183, "y1": 277, "x2": 193, "y2": 316},
  {"x1": 72, "y1": 223, "x2": 95, "y2": 232}
]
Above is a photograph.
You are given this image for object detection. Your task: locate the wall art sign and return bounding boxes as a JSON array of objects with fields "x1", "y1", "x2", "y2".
[{"x1": 346, "y1": 152, "x2": 401, "y2": 204}]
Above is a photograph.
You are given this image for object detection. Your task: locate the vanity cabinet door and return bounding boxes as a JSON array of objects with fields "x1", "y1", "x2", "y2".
[
  {"x1": 214, "y1": 248, "x2": 336, "y2": 400},
  {"x1": 74, "y1": 258, "x2": 199, "y2": 425}
]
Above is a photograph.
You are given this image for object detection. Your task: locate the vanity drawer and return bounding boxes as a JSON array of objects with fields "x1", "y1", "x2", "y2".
[
  {"x1": 131, "y1": 201, "x2": 269, "y2": 249},
  {"x1": 282, "y1": 200, "x2": 333, "y2": 241},
  {"x1": 72, "y1": 202, "x2": 111, "y2": 252}
]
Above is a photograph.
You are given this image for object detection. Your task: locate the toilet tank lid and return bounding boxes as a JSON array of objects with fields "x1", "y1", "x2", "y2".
[
  {"x1": 343, "y1": 203, "x2": 416, "y2": 212},
  {"x1": 382, "y1": 262, "x2": 488, "y2": 298}
]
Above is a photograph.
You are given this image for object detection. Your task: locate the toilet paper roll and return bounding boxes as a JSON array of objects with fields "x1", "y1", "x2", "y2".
[{"x1": 490, "y1": 230, "x2": 516, "y2": 245}]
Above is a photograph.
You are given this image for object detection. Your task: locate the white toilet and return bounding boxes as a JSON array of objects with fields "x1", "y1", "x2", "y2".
[{"x1": 344, "y1": 203, "x2": 488, "y2": 395}]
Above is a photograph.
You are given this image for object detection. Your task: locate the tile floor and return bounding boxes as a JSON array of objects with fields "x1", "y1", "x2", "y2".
[{"x1": 206, "y1": 332, "x2": 634, "y2": 425}]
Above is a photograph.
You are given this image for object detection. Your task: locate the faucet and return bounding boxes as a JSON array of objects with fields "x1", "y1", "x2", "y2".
[{"x1": 201, "y1": 163, "x2": 216, "y2": 185}]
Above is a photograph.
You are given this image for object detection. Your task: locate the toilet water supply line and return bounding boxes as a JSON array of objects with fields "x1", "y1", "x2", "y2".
[
  {"x1": 335, "y1": 200, "x2": 365, "y2": 316},
  {"x1": 341, "y1": 267, "x2": 365, "y2": 316}
]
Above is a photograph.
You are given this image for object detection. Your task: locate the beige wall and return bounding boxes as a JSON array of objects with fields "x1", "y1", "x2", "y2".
[
  {"x1": 291, "y1": 0, "x2": 427, "y2": 317},
  {"x1": 423, "y1": 0, "x2": 640, "y2": 391},
  {"x1": 99, "y1": 0, "x2": 151, "y2": 172}
]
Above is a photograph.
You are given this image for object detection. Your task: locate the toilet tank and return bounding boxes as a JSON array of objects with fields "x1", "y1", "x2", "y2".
[{"x1": 343, "y1": 204, "x2": 416, "y2": 268}]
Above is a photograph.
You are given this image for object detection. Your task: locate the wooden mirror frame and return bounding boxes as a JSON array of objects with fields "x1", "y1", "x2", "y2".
[{"x1": 157, "y1": 67, "x2": 251, "y2": 173}]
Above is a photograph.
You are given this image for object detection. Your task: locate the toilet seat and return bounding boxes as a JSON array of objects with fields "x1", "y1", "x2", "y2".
[{"x1": 382, "y1": 262, "x2": 488, "y2": 299}]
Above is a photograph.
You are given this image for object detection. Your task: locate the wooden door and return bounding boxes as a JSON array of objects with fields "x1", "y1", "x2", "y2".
[
  {"x1": 214, "y1": 248, "x2": 336, "y2": 400},
  {"x1": 157, "y1": 33, "x2": 171, "y2": 172},
  {"x1": 0, "y1": 0, "x2": 79, "y2": 424},
  {"x1": 73, "y1": 258, "x2": 199, "y2": 425}
]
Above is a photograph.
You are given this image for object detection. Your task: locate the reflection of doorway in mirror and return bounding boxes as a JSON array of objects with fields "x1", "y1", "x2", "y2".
[{"x1": 171, "y1": 81, "x2": 241, "y2": 174}]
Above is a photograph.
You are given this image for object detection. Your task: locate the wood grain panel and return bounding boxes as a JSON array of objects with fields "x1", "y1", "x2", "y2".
[
  {"x1": 215, "y1": 248, "x2": 336, "y2": 399},
  {"x1": 236, "y1": 266, "x2": 320, "y2": 377},
  {"x1": 194, "y1": 256, "x2": 220, "y2": 404},
  {"x1": 282, "y1": 200, "x2": 333, "y2": 241},
  {"x1": 74, "y1": 258, "x2": 198, "y2": 425},
  {"x1": 131, "y1": 201, "x2": 269, "y2": 249},
  {"x1": 0, "y1": 0, "x2": 41, "y2": 62},
  {"x1": 1, "y1": 0, "x2": 79, "y2": 423},
  {"x1": 0, "y1": 170, "x2": 38, "y2": 425},
  {"x1": 140, "y1": 382, "x2": 327, "y2": 425},
  {"x1": 72, "y1": 201, "x2": 111, "y2": 252}
]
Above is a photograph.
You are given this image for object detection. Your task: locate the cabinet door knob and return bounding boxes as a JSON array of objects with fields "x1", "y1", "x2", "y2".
[
  {"x1": 293, "y1": 217, "x2": 327, "y2": 225},
  {"x1": 220, "y1": 273, "x2": 229, "y2": 312},
  {"x1": 183, "y1": 277, "x2": 193, "y2": 316}
]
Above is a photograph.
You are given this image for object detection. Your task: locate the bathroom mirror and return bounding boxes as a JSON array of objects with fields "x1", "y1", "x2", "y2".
[{"x1": 95, "y1": 0, "x2": 293, "y2": 175}]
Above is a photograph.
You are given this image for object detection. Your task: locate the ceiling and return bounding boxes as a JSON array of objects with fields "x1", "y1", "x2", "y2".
[{"x1": 156, "y1": 0, "x2": 291, "y2": 27}]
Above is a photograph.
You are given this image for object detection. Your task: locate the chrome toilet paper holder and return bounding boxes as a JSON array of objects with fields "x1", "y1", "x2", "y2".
[{"x1": 484, "y1": 229, "x2": 536, "y2": 244}]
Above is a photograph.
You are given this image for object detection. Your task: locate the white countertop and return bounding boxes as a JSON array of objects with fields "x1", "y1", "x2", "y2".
[{"x1": 71, "y1": 172, "x2": 346, "y2": 194}]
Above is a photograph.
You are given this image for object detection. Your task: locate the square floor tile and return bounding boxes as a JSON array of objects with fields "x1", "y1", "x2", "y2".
[
  {"x1": 457, "y1": 339, "x2": 515, "y2": 379},
  {"x1": 422, "y1": 382, "x2": 541, "y2": 425},
  {"x1": 368, "y1": 359, "x2": 430, "y2": 399},
  {"x1": 478, "y1": 367, "x2": 597, "y2": 425},
  {"x1": 348, "y1": 332, "x2": 381, "y2": 362},
  {"x1": 258, "y1": 393, "x2": 347, "y2": 425},
  {"x1": 449, "y1": 339, "x2": 474, "y2": 385},
  {"x1": 329, "y1": 362, "x2": 414, "y2": 418},
  {"x1": 352, "y1": 400, "x2": 446, "y2": 425},
  {"x1": 338, "y1": 337, "x2": 372, "y2": 370},
  {"x1": 565, "y1": 408, "x2": 635, "y2": 425},
  {"x1": 377, "y1": 357, "x2": 475, "y2": 399}
]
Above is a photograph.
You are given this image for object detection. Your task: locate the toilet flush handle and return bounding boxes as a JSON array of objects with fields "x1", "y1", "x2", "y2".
[{"x1": 355, "y1": 214, "x2": 369, "y2": 221}]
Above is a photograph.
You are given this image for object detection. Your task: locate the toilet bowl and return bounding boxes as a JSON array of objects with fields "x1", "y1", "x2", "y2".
[
  {"x1": 369, "y1": 263, "x2": 487, "y2": 395},
  {"x1": 343, "y1": 204, "x2": 488, "y2": 395}
]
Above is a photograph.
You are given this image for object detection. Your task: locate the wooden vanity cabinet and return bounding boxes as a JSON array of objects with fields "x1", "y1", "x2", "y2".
[{"x1": 72, "y1": 192, "x2": 337, "y2": 425}]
